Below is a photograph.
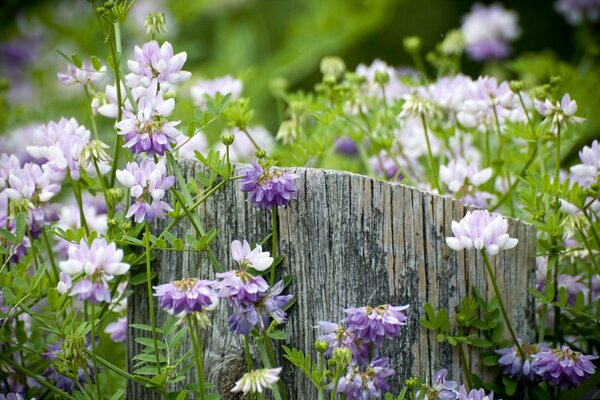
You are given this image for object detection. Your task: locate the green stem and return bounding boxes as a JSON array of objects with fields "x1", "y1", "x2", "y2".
[
  {"x1": 419, "y1": 112, "x2": 440, "y2": 193},
  {"x1": 555, "y1": 123, "x2": 561, "y2": 185},
  {"x1": 330, "y1": 369, "x2": 342, "y2": 400},
  {"x1": 458, "y1": 344, "x2": 473, "y2": 389},
  {"x1": 72, "y1": 176, "x2": 90, "y2": 236},
  {"x1": 0, "y1": 353, "x2": 79, "y2": 400},
  {"x1": 42, "y1": 227, "x2": 59, "y2": 283},
  {"x1": 491, "y1": 103, "x2": 514, "y2": 215},
  {"x1": 244, "y1": 336, "x2": 254, "y2": 372},
  {"x1": 257, "y1": 337, "x2": 284, "y2": 400},
  {"x1": 270, "y1": 208, "x2": 278, "y2": 286},
  {"x1": 94, "y1": 160, "x2": 113, "y2": 219},
  {"x1": 144, "y1": 223, "x2": 162, "y2": 374},
  {"x1": 90, "y1": 304, "x2": 102, "y2": 400},
  {"x1": 189, "y1": 316, "x2": 206, "y2": 400},
  {"x1": 317, "y1": 351, "x2": 325, "y2": 400},
  {"x1": 481, "y1": 251, "x2": 526, "y2": 359},
  {"x1": 110, "y1": 21, "x2": 124, "y2": 187},
  {"x1": 489, "y1": 146, "x2": 537, "y2": 212},
  {"x1": 242, "y1": 128, "x2": 261, "y2": 151},
  {"x1": 84, "y1": 86, "x2": 100, "y2": 141},
  {"x1": 552, "y1": 251, "x2": 561, "y2": 347}
]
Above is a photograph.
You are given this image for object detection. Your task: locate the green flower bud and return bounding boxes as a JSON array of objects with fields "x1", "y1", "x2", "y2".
[
  {"x1": 107, "y1": 188, "x2": 124, "y2": 205},
  {"x1": 9, "y1": 200, "x2": 32, "y2": 217},
  {"x1": 403, "y1": 36, "x2": 422, "y2": 54},
  {"x1": 439, "y1": 29, "x2": 465, "y2": 56},
  {"x1": 80, "y1": 140, "x2": 111, "y2": 168},
  {"x1": 374, "y1": 70, "x2": 390, "y2": 86},
  {"x1": 255, "y1": 148, "x2": 267, "y2": 159},
  {"x1": 314, "y1": 340, "x2": 329, "y2": 354},
  {"x1": 275, "y1": 120, "x2": 297, "y2": 145},
  {"x1": 145, "y1": 12, "x2": 167, "y2": 38},
  {"x1": 320, "y1": 56, "x2": 346, "y2": 82},
  {"x1": 509, "y1": 80, "x2": 525, "y2": 92},
  {"x1": 220, "y1": 133, "x2": 235, "y2": 146},
  {"x1": 332, "y1": 347, "x2": 351, "y2": 370},
  {"x1": 404, "y1": 376, "x2": 420, "y2": 391}
]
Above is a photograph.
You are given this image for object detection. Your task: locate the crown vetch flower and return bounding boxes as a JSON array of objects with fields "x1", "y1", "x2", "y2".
[
  {"x1": 116, "y1": 159, "x2": 175, "y2": 223},
  {"x1": 231, "y1": 239, "x2": 273, "y2": 272},
  {"x1": 336, "y1": 357, "x2": 395, "y2": 400},
  {"x1": 461, "y1": 3, "x2": 521, "y2": 60},
  {"x1": 531, "y1": 346, "x2": 598, "y2": 389},
  {"x1": 555, "y1": 0, "x2": 600, "y2": 25},
  {"x1": 58, "y1": 238, "x2": 130, "y2": 304},
  {"x1": 342, "y1": 304, "x2": 409, "y2": 347},
  {"x1": 496, "y1": 342, "x2": 545, "y2": 381},
  {"x1": 126, "y1": 40, "x2": 191, "y2": 89},
  {"x1": 570, "y1": 140, "x2": 600, "y2": 187},
  {"x1": 0, "y1": 393, "x2": 25, "y2": 400},
  {"x1": 231, "y1": 367, "x2": 282, "y2": 394},
  {"x1": 440, "y1": 158, "x2": 492, "y2": 193},
  {"x1": 445, "y1": 210, "x2": 518, "y2": 255},
  {"x1": 318, "y1": 321, "x2": 370, "y2": 365},
  {"x1": 190, "y1": 74, "x2": 243, "y2": 109},
  {"x1": 104, "y1": 317, "x2": 127, "y2": 343},
  {"x1": 534, "y1": 93, "x2": 584, "y2": 134},
  {"x1": 240, "y1": 160, "x2": 299, "y2": 209},
  {"x1": 457, "y1": 387, "x2": 494, "y2": 400},
  {"x1": 154, "y1": 278, "x2": 218, "y2": 315},
  {"x1": 57, "y1": 61, "x2": 106, "y2": 86}
]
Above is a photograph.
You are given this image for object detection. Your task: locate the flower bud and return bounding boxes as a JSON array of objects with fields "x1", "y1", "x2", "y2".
[
  {"x1": 439, "y1": 29, "x2": 465, "y2": 56},
  {"x1": 332, "y1": 347, "x2": 351, "y2": 370},
  {"x1": 314, "y1": 340, "x2": 329, "y2": 353},
  {"x1": 403, "y1": 36, "x2": 422, "y2": 53},
  {"x1": 404, "y1": 377, "x2": 420, "y2": 391},
  {"x1": 320, "y1": 56, "x2": 346, "y2": 82},
  {"x1": 145, "y1": 12, "x2": 167, "y2": 38},
  {"x1": 80, "y1": 140, "x2": 111, "y2": 168},
  {"x1": 220, "y1": 133, "x2": 235, "y2": 146},
  {"x1": 509, "y1": 80, "x2": 524, "y2": 92},
  {"x1": 107, "y1": 188, "x2": 124, "y2": 205},
  {"x1": 374, "y1": 70, "x2": 390, "y2": 86},
  {"x1": 255, "y1": 148, "x2": 267, "y2": 159},
  {"x1": 275, "y1": 120, "x2": 297, "y2": 145}
]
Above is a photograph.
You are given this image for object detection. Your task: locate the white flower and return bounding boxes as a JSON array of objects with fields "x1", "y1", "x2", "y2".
[
  {"x1": 231, "y1": 367, "x2": 282, "y2": 394},
  {"x1": 231, "y1": 240, "x2": 273, "y2": 271}
]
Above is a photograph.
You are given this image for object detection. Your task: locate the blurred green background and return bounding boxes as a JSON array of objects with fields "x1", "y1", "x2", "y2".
[{"x1": 0, "y1": 0, "x2": 598, "y2": 149}]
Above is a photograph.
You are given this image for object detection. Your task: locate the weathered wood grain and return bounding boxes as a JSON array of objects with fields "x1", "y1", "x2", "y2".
[{"x1": 127, "y1": 164, "x2": 536, "y2": 399}]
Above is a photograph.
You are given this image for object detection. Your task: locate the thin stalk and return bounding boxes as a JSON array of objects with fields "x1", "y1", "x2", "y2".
[
  {"x1": 0, "y1": 353, "x2": 79, "y2": 400},
  {"x1": 329, "y1": 368, "x2": 342, "y2": 400},
  {"x1": 144, "y1": 223, "x2": 162, "y2": 374},
  {"x1": 72, "y1": 176, "x2": 90, "y2": 236},
  {"x1": 555, "y1": 123, "x2": 561, "y2": 185},
  {"x1": 489, "y1": 146, "x2": 537, "y2": 212},
  {"x1": 317, "y1": 351, "x2": 326, "y2": 400},
  {"x1": 458, "y1": 344, "x2": 473, "y2": 389},
  {"x1": 419, "y1": 112, "x2": 441, "y2": 192},
  {"x1": 42, "y1": 227, "x2": 59, "y2": 282},
  {"x1": 270, "y1": 208, "x2": 278, "y2": 286},
  {"x1": 242, "y1": 128, "x2": 261, "y2": 151},
  {"x1": 257, "y1": 338, "x2": 284, "y2": 400},
  {"x1": 244, "y1": 336, "x2": 254, "y2": 372},
  {"x1": 491, "y1": 103, "x2": 514, "y2": 215},
  {"x1": 90, "y1": 304, "x2": 102, "y2": 400},
  {"x1": 481, "y1": 251, "x2": 526, "y2": 359},
  {"x1": 94, "y1": 160, "x2": 113, "y2": 219},
  {"x1": 84, "y1": 86, "x2": 100, "y2": 140},
  {"x1": 552, "y1": 252, "x2": 561, "y2": 348},
  {"x1": 109, "y1": 21, "x2": 124, "y2": 187},
  {"x1": 188, "y1": 316, "x2": 206, "y2": 400}
]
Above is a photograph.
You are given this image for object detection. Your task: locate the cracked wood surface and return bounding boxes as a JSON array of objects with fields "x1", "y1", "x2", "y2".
[{"x1": 127, "y1": 163, "x2": 536, "y2": 399}]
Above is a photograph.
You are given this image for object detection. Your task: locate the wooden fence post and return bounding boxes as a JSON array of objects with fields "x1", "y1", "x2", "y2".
[{"x1": 127, "y1": 163, "x2": 536, "y2": 399}]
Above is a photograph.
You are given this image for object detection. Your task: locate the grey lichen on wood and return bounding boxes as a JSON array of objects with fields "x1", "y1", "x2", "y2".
[{"x1": 126, "y1": 163, "x2": 536, "y2": 399}]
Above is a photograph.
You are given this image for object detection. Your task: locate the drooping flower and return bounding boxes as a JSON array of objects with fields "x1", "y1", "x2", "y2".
[
  {"x1": 104, "y1": 317, "x2": 127, "y2": 343},
  {"x1": 116, "y1": 159, "x2": 175, "y2": 223},
  {"x1": 461, "y1": 3, "x2": 521, "y2": 60},
  {"x1": 240, "y1": 160, "x2": 299, "y2": 209},
  {"x1": 58, "y1": 238, "x2": 130, "y2": 304},
  {"x1": 57, "y1": 61, "x2": 107, "y2": 86},
  {"x1": 153, "y1": 278, "x2": 218, "y2": 315},
  {"x1": 496, "y1": 342, "x2": 546, "y2": 381},
  {"x1": 125, "y1": 40, "x2": 191, "y2": 89},
  {"x1": 445, "y1": 210, "x2": 518, "y2": 255},
  {"x1": 531, "y1": 346, "x2": 598, "y2": 389},
  {"x1": 231, "y1": 367, "x2": 282, "y2": 394},
  {"x1": 336, "y1": 357, "x2": 395, "y2": 400},
  {"x1": 342, "y1": 304, "x2": 409, "y2": 347},
  {"x1": 190, "y1": 75, "x2": 243, "y2": 109},
  {"x1": 534, "y1": 93, "x2": 585, "y2": 134},
  {"x1": 231, "y1": 239, "x2": 273, "y2": 272}
]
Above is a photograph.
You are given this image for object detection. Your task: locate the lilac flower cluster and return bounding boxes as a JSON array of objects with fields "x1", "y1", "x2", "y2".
[
  {"x1": 440, "y1": 158, "x2": 493, "y2": 207},
  {"x1": 555, "y1": 0, "x2": 600, "y2": 25},
  {"x1": 154, "y1": 278, "x2": 218, "y2": 315},
  {"x1": 57, "y1": 60, "x2": 107, "y2": 86},
  {"x1": 240, "y1": 161, "x2": 299, "y2": 209},
  {"x1": 534, "y1": 93, "x2": 584, "y2": 134},
  {"x1": 570, "y1": 140, "x2": 600, "y2": 187},
  {"x1": 213, "y1": 240, "x2": 292, "y2": 335},
  {"x1": 319, "y1": 304, "x2": 408, "y2": 398},
  {"x1": 461, "y1": 3, "x2": 521, "y2": 60},
  {"x1": 58, "y1": 238, "x2": 130, "y2": 304},
  {"x1": 116, "y1": 159, "x2": 175, "y2": 223},
  {"x1": 496, "y1": 342, "x2": 598, "y2": 389}
]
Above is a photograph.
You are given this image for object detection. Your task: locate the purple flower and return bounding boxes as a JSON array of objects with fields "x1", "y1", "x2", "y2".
[
  {"x1": 336, "y1": 357, "x2": 395, "y2": 400},
  {"x1": 190, "y1": 75, "x2": 243, "y2": 109},
  {"x1": 532, "y1": 346, "x2": 598, "y2": 389},
  {"x1": 126, "y1": 40, "x2": 191, "y2": 89},
  {"x1": 0, "y1": 393, "x2": 25, "y2": 400},
  {"x1": 457, "y1": 387, "x2": 494, "y2": 400},
  {"x1": 430, "y1": 369, "x2": 460, "y2": 400},
  {"x1": 57, "y1": 61, "x2": 107, "y2": 86},
  {"x1": 534, "y1": 94, "x2": 584, "y2": 134},
  {"x1": 496, "y1": 342, "x2": 546, "y2": 381},
  {"x1": 58, "y1": 238, "x2": 130, "y2": 304},
  {"x1": 318, "y1": 321, "x2": 370, "y2": 365},
  {"x1": 116, "y1": 159, "x2": 175, "y2": 223},
  {"x1": 555, "y1": 0, "x2": 600, "y2": 25},
  {"x1": 214, "y1": 270, "x2": 270, "y2": 306},
  {"x1": 335, "y1": 137, "x2": 359, "y2": 155},
  {"x1": 440, "y1": 158, "x2": 492, "y2": 193},
  {"x1": 104, "y1": 317, "x2": 127, "y2": 343},
  {"x1": 231, "y1": 239, "x2": 273, "y2": 271},
  {"x1": 240, "y1": 161, "x2": 299, "y2": 209},
  {"x1": 445, "y1": 210, "x2": 518, "y2": 255},
  {"x1": 154, "y1": 278, "x2": 218, "y2": 315},
  {"x1": 461, "y1": 3, "x2": 521, "y2": 61},
  {"x1": 342, "y1": 304, "x2": 409, "y2": 347},
  {"x1": 116, "y1": 86, "x2": 181, "y2": 156},
  {"x1": 570, "y1": 140, "x2": 600, "y2": 187}
]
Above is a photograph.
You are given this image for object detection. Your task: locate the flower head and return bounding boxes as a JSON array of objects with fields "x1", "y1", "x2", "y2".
[
  {"x1": 125, "y1": 40, "x2": 191, "y2": 89},
  {"x1": 532, "y1": 346, "x2": 598, "y2": 389},
  {"x1": 0, "y1": 393, "x2": 25, "y2": 400},
  {"x1": 154, "y1": 278, "x2": 218, "y2": 315},
  {"x1": 440, "y1": 158, "x2": 492, "y2": 194},
  {"x1": 58, "y1": 238, "x2": 130, "y2": 304},
  {"x1": 534, "y1": 94, "x2": 584, "y2": 134},
  {"x1": 57, "y1": 61, "x2": 107, "y2": 86},
  {"x1": 231, "y1": 367, "x2": 282, "y2": 394},
  {"x1": 570, "y1": 140, "x2": 600, "y2": 187},
  {"x1": 336, "y1": 357, "x2": 395, "y2": 400},
  {"x1": 240, "y1": 161, "x2": 299, "y2": 209},
  {"x1": 416, "y1": 369, "x2": 460, "y2": 400},
  {"x1": 461, "y1": 3, "x2": 520, "y2": 60},
  {"x1": 555, "y1": 0, "x2": 600, "y2": 25},
  {"x1": 342, "y1": 304, "x2": 409, "y2": 347},
  {"x1": 496, "y1": 342, "x2": 545, "y2": 381},
  {"x1": 116, "y1": 159, "x2": 175, "y2": 223},
  {"x1": 104, "y1": 317, "x2": 127, "y2": 343},
  {"x1": 445, "y1": 210, "x2": 518, "y2": 255},
  {"x1": 190, "y1": 75, "x2": 243, "y2": 109},
  {"x1": 457, "y1": 387, "x2": 494, "y2": 400},
  {"x1": 318, "y1": 321, "x2": 370, "y2": 365}
]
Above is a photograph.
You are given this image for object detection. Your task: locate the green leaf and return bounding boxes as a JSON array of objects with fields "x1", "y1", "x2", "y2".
[
  {"x1": 481, "y1": 354, "x2": 499, "y2": 366},
  {"x1": 502, "y1": 376, "x2": 518, "y2": 396},
  {"x1": 91, "y1": 55, "x2": 102, "y2": 71},
  {"x1": 130, "y1": 271, "x2": 156, "y2": 286},
  {"x1": 71, "y1": 52, "x2": 83, "y2": 68},
  {"x1": 110, "y1": 389, "x2": 124, "y2": 400},
  {"x1": 268, "y1": 330, "x2": 287, "y2": 340},
  {"x1": 135, "y1": 337, "x2": 167, "y2": 349},
  {"x1": 470, "y1": 338, "x2": 493, "y2": 348}
]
